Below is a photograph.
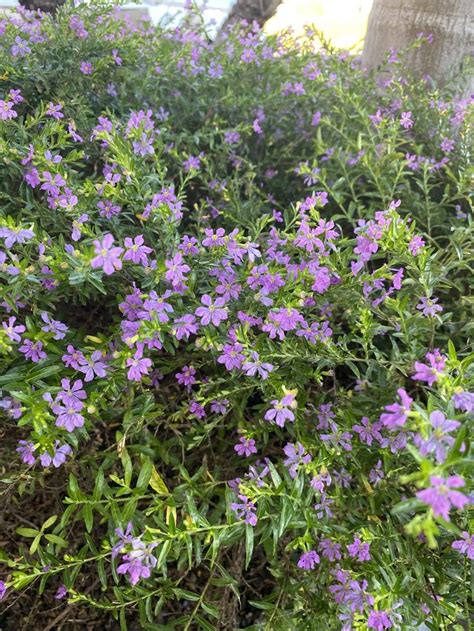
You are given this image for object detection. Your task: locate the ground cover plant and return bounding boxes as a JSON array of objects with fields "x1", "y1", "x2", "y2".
[{"x1": 0, "y1": 2, "x2": 473, "y2": 629}]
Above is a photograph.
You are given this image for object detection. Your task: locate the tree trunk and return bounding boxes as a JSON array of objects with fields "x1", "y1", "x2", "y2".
[
  {"x1": 220, "y1": 0, "x2": 283, "y2": 32},
  {"x1": 19, "y1": 0, "x2": 65, "y2": 12},
  {"x1": 362, "y1": 0, "x2": 474, "y2": 93}
]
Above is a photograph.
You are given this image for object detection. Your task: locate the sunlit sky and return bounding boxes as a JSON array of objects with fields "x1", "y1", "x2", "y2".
[
  {"x1": 266, "y1": 0, "x2": 373, "y2": 49},
  {"x1": 143, "y1": 0, "x2": 374, "y2": 48},
  {"x1": 0, "y1": 0, "x2": 374, "y2": 48}
]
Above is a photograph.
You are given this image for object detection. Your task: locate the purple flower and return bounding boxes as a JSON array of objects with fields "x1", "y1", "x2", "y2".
[
  {"x1": 452, "y1": 390, "x2": 474, "y2": 413},
  {"x1": 97, "y1": 199, "x2": 121, "y2": 219},
  {"x1": 311, "y1": 266, "x2": 332, "y2": 294},
  {"x1": 314, "y1": 493, "x2": 334, "y2": 519},
  {"x1": 264, "y1": 394, "x2": 296, "y2": 427},
  {"x1": 416, "y1": 475, "x2": 469, "y2": 521},
  {"x1": 176, "y1": 365, "x2": 196, "y2": 388},
  {"x1": 189, "y1": 400, "x2": 206, "y2": 419},
  {"x1": 230, "y1": 494, "x2": 257, "y2": 526},
  {"x1": 408, "y1": 235, "x2": 425, "y2": 255},
  {"x1": 112, "y1": 49, "x2": 122, "y2": 65},
  {"x1": 316, "y1": 403, "x2": 335, "y2": 429},
  {"x1": 132, "y1": 133, "x2": 155, "y2": 157},
  {"x1": 8, "y1": 89, "x2": 23, "y2": 103},
  {"x1": 310, "y1": 470, "x2": 332, "y2": 492},
  {"x1": 71, "y1": 214, "x2": 89, "y2": 241},
  {"x1": 54, "y1": 403, "x2": 84, "y2": 432},
  {"x1": 253, "y1": 118, "x2": 263, "y2": 134},
  {"x1": 57, "y1": 378, "x2": 86, "y2": 407},
  {"x1": 0, "y1": 100, "x2": 17, "y2": 120},
  {"x1": 172, "y1": 314, "x2": 198, "y2": 340},
  {"x1": 320, "y1": 429, "x2": 353, "y2": 452},
  {"x1": 139, "y1": 291, "x2": 173, "y2": 323},
  {"x1": 165, "y1": 252, "x2": 190, "y2": 286},
  {"x1": 11, "y1": 36, "x2": 31, "y2": 57},
  {"x1": 126, "y1": 347, "x2": 152, "y2": 382},
  {"x1": 62, "y1": 344, "x2": 86, "y2": 370},
  {"x1": 283, "y1": 442, "x2": 311, "y2": 478},
  {"x1": 224, "y1": 130, "x2": 240, "y2": 145},
  {"x1": 117, "y1": 538, "x2": 158, "y2": 586},
  {"x1": 452, "y1": 532, "x2": 474, "y2": 560},
  {"x1": 46, "y1": 102, "x2": 64, "y2": 120},
  {"x1": 40, "y1": 312, "x2": 68, "y2": 340},
  {"x1": 346, "y1": 580, "x2": 374, "y2": 613},
  {"x1": 210, "y1": 399, "x2": 229, "y2": 415},
  {"x1": 218, "y1": 342, "x2": 245, "y2": 371},
  {"x1": 330, "y1": 572, "x2": 374, "y2": 613},
  {"x1": 55, "y1": 585, "x2": 68, "y2": 600},
  {"x1": 78, "y1": 350, "x2": 108, "y2": 382},
  {"x1": 215, "y1": 272, "x2": 242, "y2": 301},
  {"x1": 17, "y1": 440, "x2": 36, "y2": 465},
  {"x1": 1, "y1": 396, "x2": 22, "y2": 419},
  {"x1": 202, "y1": 228, "x2": 226, "y2": 247},
  {"x1": 319, "y1": 538, "x2": 342, "y2": 561},
  {"x1": 347, "y1": 537, "x2": 371, "y2": 562},
  {"x1": 183, "y1": 154, "x2": 202, "y2": 172},
  {"x1": 416, "y1": 296, "x2": 443, "y2": 317},
  {"x1": 380, "y1": 388, "x2": 413, "y2": 428},
  {"x1": 41, "y1": 171, "x2": 65, "y2": 197},
  {"x1": 80, "y1": 61, "x2": 92, "y2": 75},
  {"x1": 367, "y1": 610, "x2": 393, "y2": 630},
  {"x1": 68, "y1": 121, "x2": 83, "y2": 143},
  {"x1": 40, "y1": 442, "x2": 72, "y2": 468},
  {"x1": 195, "y1": 295, "x2": 228, "y2": 327},
  {"x1": 352, "y1": 417, "x2": 383, "y2": 446},
  {"x1": 91, "y1": 234, "x2": 124, "y2": 275},
  {"x1": 400, "y1": 111, "x2": 414, "y2": 128},
  {"x1": 242, "y1": 352, "x2": 274, "y2": 379},
  {"x1": 234, "y1": 436, "x2": 257, "y2": 457},
  {"x1": 179, "y1": 235, "x2": 199, "y2": 255},
  {"x1": 312, "y1": 111, "x2": 322, "y2": 126},
  {"x1": 332, "y1": 467, "x2": 352, "y2": 487},
  {"x1": 369, "y1": 460, "x2": 385, "y2": 486},
  {"x1": 0, "y1": 580, "x2": 7, "y2": 600},
  {"x1": 112, "y1": 522, "x2": 134, "y2": 558},
  {"x1": 2, "y1": 316, "x2": 25, "y2": 342},
  {"x1": 0, "y1": 226, "x2": 35, "y2": 248},
  {"x1": 19, "y1": 339, "x2": 47, "y2": 363},
  {"x1": 418, "y1": 410, "x2": 460, "y2": 463},
  {"x1": 297, "y1": 550, "x2": 320, "y2": 569},
  {"x1": 294, "y1": 221, "x2": 324, "y2": 253},
  {"x1": 412, "y1": 350, "x2": 446, "y2": 386},
  {"x1": 262, "y1": 308, "x2": 305, "y2": 340},
  {"x1": 124, "y1": 235, "x2": 152, "y2": 266}
]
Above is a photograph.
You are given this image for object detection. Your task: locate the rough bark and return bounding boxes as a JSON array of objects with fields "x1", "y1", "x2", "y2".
[
  {"x1": 19, "y1": 0, "x2": 65, "y2": 12},
  {"x1": 220, "y1": 0, "x2": 282, "y2": 32},
  {"x1": 362, "y1": 0, "x2": 474, "y2": 93}
]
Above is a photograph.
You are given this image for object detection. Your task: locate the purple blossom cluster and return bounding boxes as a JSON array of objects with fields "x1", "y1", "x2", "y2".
[
  {"x1": 0, "y1": 5, "x2": 472, "y2": 627},
  {"x1": 112, "y1": 523, "x2": 158, "y2": 586}
]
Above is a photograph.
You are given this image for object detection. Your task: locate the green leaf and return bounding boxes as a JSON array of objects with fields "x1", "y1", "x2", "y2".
[
  {"x1": 245, "y1": 523, "x2": 254, "y2": 569},
  {"x1": 41, "y1": 515, "x2": 58, "y2": 531},
  {"x1": 68, "y1": 474, "x2": 80, "y2": 500},
  {"x1": 121, "y1": 448, "x2": 133, "y2": 488},
  {"x1": 149, "y1": 465, "x2": 169, "y2": 495},
  {"x1": 30, "y1": 534, "x2": 42, "y2": 555},
  {"x1": 447, "y1": 339, "x2": 457, "y2": 362},
  {"x1": 136, "y1": 457, "x2": 153, "y2": 490},
  {"x1": 83, "y1": 504, "x2": 94, "y2": 533},
  {"x1": 16, "y1": 527, "x2": 40, "y2": 538},
  {"x1": 44, "y1": 534, "x2": 68, "y2": 547},
  {"x1": 13, "y1": 573, "x2": 38, "y2": 589}
]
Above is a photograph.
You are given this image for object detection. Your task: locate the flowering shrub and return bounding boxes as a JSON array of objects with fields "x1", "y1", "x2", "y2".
[{"x1": 0, "y1": 2, "x2": 473, "y2": 629}]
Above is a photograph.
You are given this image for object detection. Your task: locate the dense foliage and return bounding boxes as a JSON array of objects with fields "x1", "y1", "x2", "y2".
[{"x1": 0, "y1": 2, "x2": 472, "y2": 629}]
